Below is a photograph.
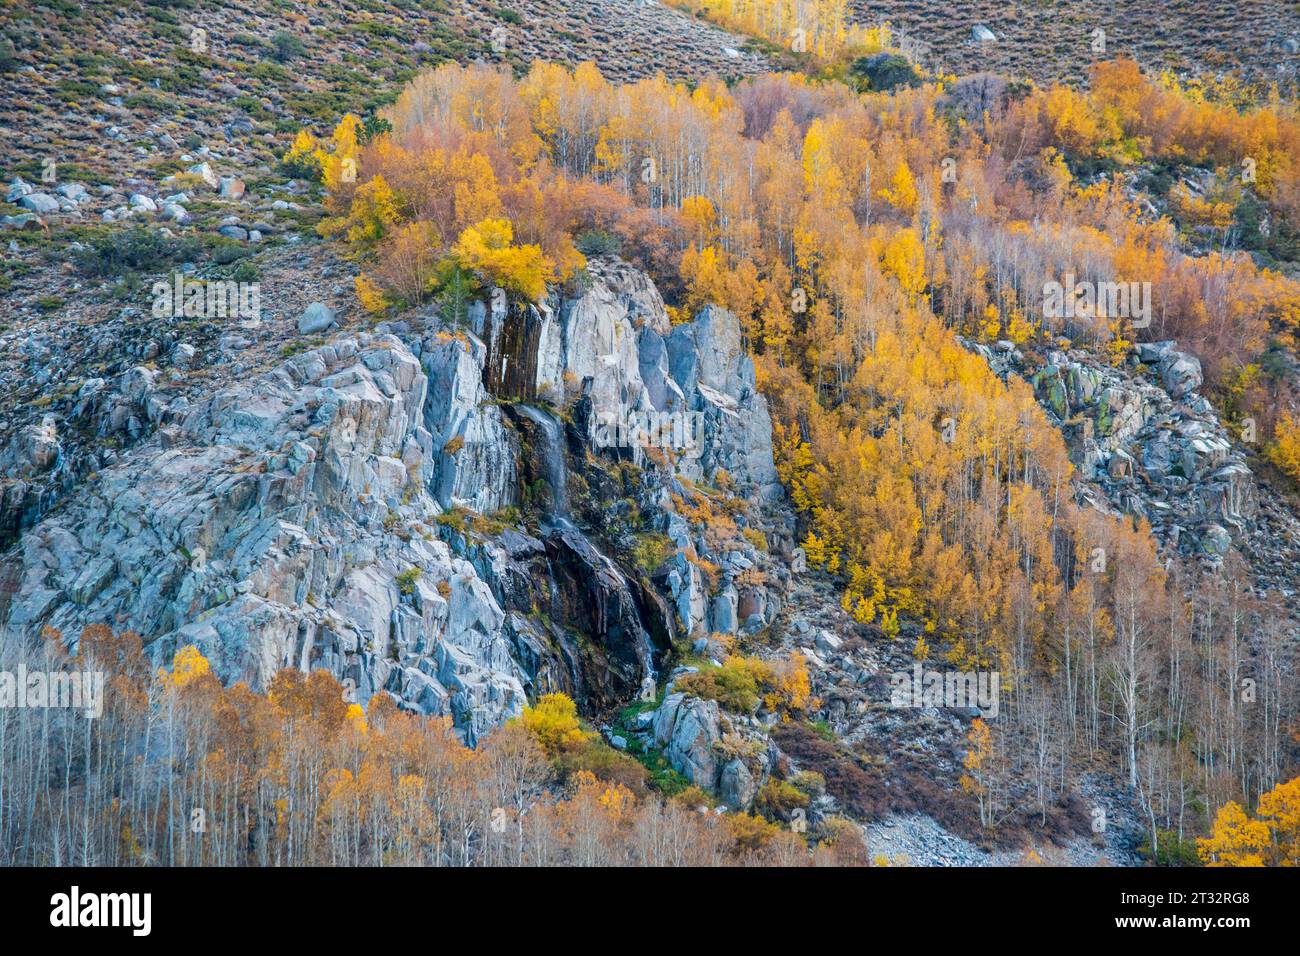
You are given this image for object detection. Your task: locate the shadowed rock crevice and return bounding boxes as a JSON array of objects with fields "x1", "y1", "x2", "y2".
[{"x1": 472, "y1": 298, "x2": 550, "y2": 403}]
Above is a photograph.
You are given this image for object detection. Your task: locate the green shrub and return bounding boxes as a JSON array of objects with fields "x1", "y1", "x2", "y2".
[
  {"x1": 232, "y1": 96, "x2": 270, "y2": 120},
  {"x1": 1139, "y1": 829, "x2": 1202, "y2": 867},
  {"x1": 675, "y1": 656, "x2": 775, "y2": 713},
  {"x1": 0, "y1": 39, "x2": 20, "y2": 72},
  {"x1": 808, "y1": 720, "x2": 836, "y2": 742},
  {"x1": 123, "y1": 93, "x2": 169, "y2": 112},
  {"x1": 789, "y1": 769, "x2": 826, "y2": 799},
  {"x1": 279, "y1": 144, "x2": 322, "y2": 182},
  {"x1": 55, "y1": 79, "x2": 100, "y2": 102},
  {"x1": 359, "y1": 115, "x2": 393, "y2": 145},
  {"x1": 633, "y1": 746, "x2": 692, "y2": 797},
  {"x1": 630, "y1": 532, "x2": 674, "y2": 575},
  {"x1": 205, "y1": 238, "x2": 251, "y2": 266},
  {"x1": 229, "y1": 260, "x2": 259, "y2": 284},
  {"x1": 554, "y1": 739, "x2": 651, "y2": 797},
  {"x1": 270, "y1": 31, "x2": 306, "y2": 63},
  {"x1": 848, "y1": 52, "x2": 921, "y2": 93},
  {"x1": 575, "y1": 229, "x2": 622, "y2": 257},
  {"x1": 74, "y1": 227, "x2": 200, "y2": 277},
  {"x1": 435, "y1": 506, "x2": 469, "y2": 534},
  {"x1": 395, "y1": 567, "x2": 422, "y2": 595},
  {"x1": 753, "y1": 778, "x2": 809, "y2": 817}
]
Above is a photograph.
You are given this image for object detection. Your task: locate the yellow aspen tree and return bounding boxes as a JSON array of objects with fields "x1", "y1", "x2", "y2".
[
  {"x1": 355, "y1": 273, "x2": 388, "y2": 313},
  {"x1": 881, "y1": 227, "x2": 927, "y2": 300},
  {"x1": 878, "y1": 159, "x2": 918, "y2": 215},
  {"x1": 1256, "y1": 776, "x2": 1300, "y2": 866},
  {"x1": 1198, "y1": 801, "x2": 1271, "y2": 866},
  {"x1": 451, "y1": 218, "x2": 550, "y2": 300}
]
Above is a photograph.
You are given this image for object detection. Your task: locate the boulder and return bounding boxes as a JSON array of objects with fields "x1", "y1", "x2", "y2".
[
  {"x1": 6, "y1": 418, "x2": 60, "y2": 476},
  {"x1": 710, "y1": 586, "x2": 738, "y2": 634},
  {"x1": 1197, "y1": 523, "x2": 1232, "y2": 557},
  {"x1": 815, "y1": 630, "x2": 843, "y2": 653},
  {"x1": 5, "y1": 178, "x2": 33, "y2": 202},
  {"x1": 298, "y1": 302, "x2": 336, "y2": 335},
  {"x1": 1159, "y1": 351, "x2": 1203, "y2": 399},
  {"x1": 2, "y1": 213, "x2": 43, "y2": 230},
  {"x1": 1136, "y1": 341, "x2": 1176, "y2": 364},
  {"x1": 188, "y1": 162, "x2": 219, "y2": 189},
  {"x1": 1107, "y1": 448, "x2": 1136, "y2": 480},
  {"x1": 55, "y1": 182, "x2": 89, "y2": 204},
  {"x1": 719, "y1": 758, "x2": 757, "y2": 809},
  {"x1": 654, "y1": 693, "x2": 722, "y2": 788},
  {"x1": 18, "y1": 193, "x2": 58, "y2": 214}
]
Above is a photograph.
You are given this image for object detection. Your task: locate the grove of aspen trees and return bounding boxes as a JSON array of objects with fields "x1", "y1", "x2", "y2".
[{"x1": 5, "y1": 6, "x2": 1300, "y2": 866}]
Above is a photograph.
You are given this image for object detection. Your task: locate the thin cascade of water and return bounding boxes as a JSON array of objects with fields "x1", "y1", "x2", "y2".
[{"x1": 517, "y1": 404, "x2": 656, "y2": 695}]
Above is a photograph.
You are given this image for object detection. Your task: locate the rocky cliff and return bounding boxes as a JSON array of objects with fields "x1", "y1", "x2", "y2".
[
  {"x1": 971, "y1": 336, "x2": 1300, "y2": 612},
  {"x1": 0, "y1": 257, "x2": 791, "y2": 746}
]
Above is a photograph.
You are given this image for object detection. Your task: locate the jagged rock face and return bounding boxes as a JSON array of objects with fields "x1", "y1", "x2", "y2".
[
  {"x1": 669, "y1": 304, "x2": 747, "y2": 402},
  {"x1": 656, "y1": 552, "x2": 709, "y2": 637},
  {"x1": 6, "y1": 418, "x2": 60, "y2": 477},
  {"x1": 452, "y1": 523, "x2": 671, "y2": 715},
  {"x1": 470, "y1": 259, "x2": 790, "y2": 695},
  {"x1": 648, "y1": 687, "x2": 771, "y2": 809},
  {"x1": 1, "y1": 332, "x2": 528, "y2": 745},
  {"x1": 649, "y1": 502, "x2": 792, "y2": 641},
  {"x1": 471, "y1": 297, "x2": 555, "y2": 403},
  {"x1": 719, "y1": 757, "x2": 758, "y2": 809},
  {"x1": 549, "y1": 258, "x2": 666, "y2": 425},
  {"x1": 547, "y1": 265, "x2": 788, "y2": 641},
  {"x1": 0, "y1": 258, "x2": 794, "y2": 748},
  {"x1": 446, "y1": 258, "x2": 784, "y2": 510},
  {"x1": 569, "y1": 257, "x2": 673, "y2": 340},
  {"x1": 423, "y1": 331, "x2": 519, "y2": 514},
  {"x1": 550, "y1": 260, "x2": 781, "y2": 501},
  {"x1": 545, "y1": 527, "x2": 660, "y2": 708},
  {"x1": 0, "y1": 419, "x2": 62, "y2": 551},
  {"x1": 971, "y1": 337, "x2": 1256, "y2": 562},
  {"x1": 0, "y1": 358, "x2": 167, "y2": 551},
  {"x1": 666, "y1": 306, "x2": 782, "y2": 499},
  {"x1": 470, "y1": 258, "x2": 674, "y2": 412},
  {"x1": 654, "y1": 692, "x2": 723, "y2": 789}
]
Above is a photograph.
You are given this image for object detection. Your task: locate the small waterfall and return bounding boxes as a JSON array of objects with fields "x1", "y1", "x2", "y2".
[
  {"x1": 517, "y1": 404, "x2": 572, "y2": 527},
  {"x1": 516, "y1": 403, "x2": 657, "y2": 697}
]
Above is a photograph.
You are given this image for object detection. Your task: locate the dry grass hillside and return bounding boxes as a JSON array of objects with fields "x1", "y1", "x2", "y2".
[
  {"x1": 849, "y1": 0, "x2": 1299, "y2": 88},
  {"x1": 0, "y1": 0, "x2": 766, "y2": 189}
]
